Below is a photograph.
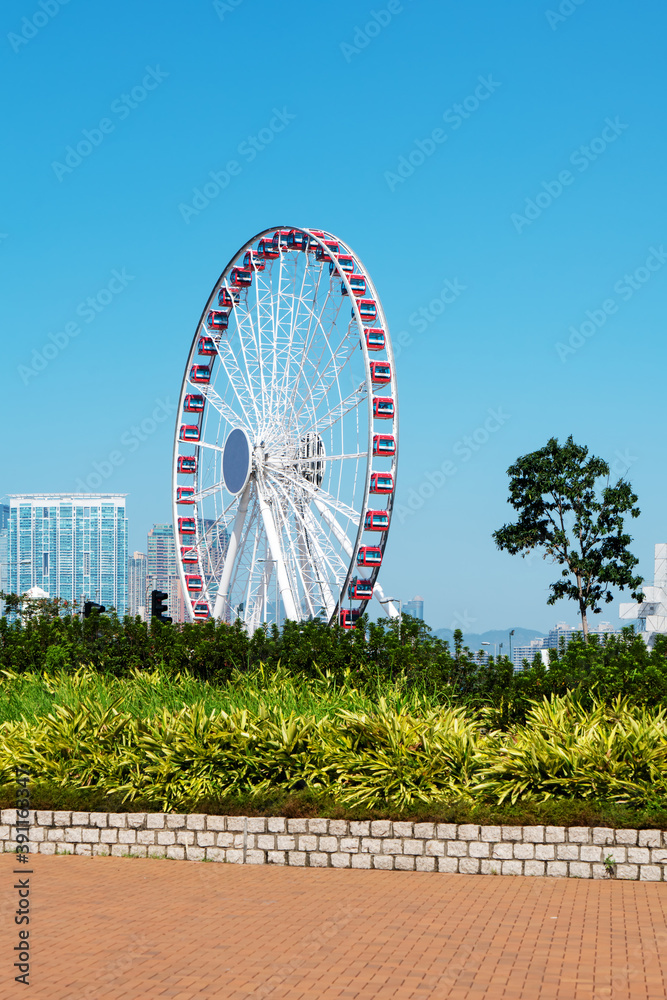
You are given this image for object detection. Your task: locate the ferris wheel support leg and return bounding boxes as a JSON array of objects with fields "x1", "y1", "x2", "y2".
[
  {"x1": 313, "y1": 497, "x2": 354, "y2": 558},
  {"x1": 213, "y1": 482, "x2": 252, "y2": 620},
  {"x1": 373, "y1": 581, "x2": 399, "y2": 618},
  {"x1": 257, "y1": 486, "x2": 299, "y2": 622}
]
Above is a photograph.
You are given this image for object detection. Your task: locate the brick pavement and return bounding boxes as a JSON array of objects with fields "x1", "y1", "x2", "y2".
[{"x1": 1, "y1": 853, "x2": 666, "y2": 999}]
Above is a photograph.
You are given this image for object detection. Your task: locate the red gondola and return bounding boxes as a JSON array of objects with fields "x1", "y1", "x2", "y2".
[
  {"x1": 177, "y1": 456, "x2": 197, "y2": 474},
  {"x1": 364, "y1": 328, "x2": 385, "y2": 351},
  {"x1": 198, "y1": 336, "x2": 216, "y2": 355},
  {"x1": 373, "y1": 434, "x2": 396, "y2": 456},
  {"x1": 315, "y1": 239, "x2": 339, "y2": 262},
  {"x1": 257, "y1": 237, "x2": 280, "y2": 259},
  {"x1": 178, "y1": 517, "x2": 196, "y2": 535},
  {"x1": 190, "y1": 365, "x2": 211, "y2": 384},
  {"x1": 230, "y1": 267, "x2": 252, "y2": 287},
  {"x1": 243, "y1": 248, "x2": 265, "y2": 271},
  {"x1": 370, "y1": 473, "x2": 394, "y2": 494},
  {"x1": 206, "y1": 310, "x2": 229, "y2": 332},
  {"x1": 307, "y1": 229, "x2": 326, "y2": 251},
  {"x1": 340, "y1": 608, "x2": 362, "y2": 630},
  {"x1": 357, "y1": 546, "x2": 383, "y2": 567},
  {"x1": 287, "y1": 229, "x2": 308, "y2": 250},
  {"x1": 179, "y1": 425, "x2": 200, "y2": 442},
  {"x1": 348, "y1": 577, "x2": 373, "y2": 600},
  {"x1": 176, "y1": 486, "x2": 195, "y2": 504},
  {"x1": 271, "y1": 229, "x2": 291, "y2": 251},
  {"x1": 341, "y1": 274, "x2": 366, "y2": 297},
  {"x1": 181, "y1": 546, "x2": 198, "y2": 564},
  {"x1": 358, "y1": 299, "x2": 377, "y2": 322},
  {"x1": 218, "y1": 289, "x2": 238, "y2": 308},
  {"x1": 193, "y1": 601, "x2": 210, "y2": 620},
  {"x1": 365, "y1": 510, "x2": 390, "y2": 531},
  {"x1": 370, "y1": 361, "x2": 391, "y2": 384},
  {"x1": 185, "y1": 574, "x2": 203, "y2": 592},
  {"x1": 329, "y1": 255, "x2": 355, "y2": 275},
  {"x1": 184, "y1": 394, "x2": 205, "y2": 413},
  {"x1": 373, "y1": 397, "x2": 394, "y2": 419}
]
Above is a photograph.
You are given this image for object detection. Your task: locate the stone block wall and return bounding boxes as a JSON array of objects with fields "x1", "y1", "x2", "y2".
[{"x1": 3, "y1": 811, "x2": 666, "y2": 880}]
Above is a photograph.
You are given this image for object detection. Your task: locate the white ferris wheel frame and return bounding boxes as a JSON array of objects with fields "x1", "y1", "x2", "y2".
[{"x1": 171, "y1": 226, "x2": 399, "y2": 629}]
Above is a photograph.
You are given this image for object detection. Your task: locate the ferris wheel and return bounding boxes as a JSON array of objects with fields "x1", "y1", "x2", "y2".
[{"x1": 171, "y1": 226, "x2": 398, "y2": 630}]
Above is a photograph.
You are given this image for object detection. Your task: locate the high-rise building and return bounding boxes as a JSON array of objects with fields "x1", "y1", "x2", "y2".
[
  {"x1": 147, "y1": 524, "x2": 184, "y2": 623},
  {"x1": 404, "y1": 596, "x2": 424, "y2": 621},
  {"x1": 512, "y1": 621, "x2": 617, "y2": 670},
  {"x1": 0, "y1": 503, "x2": 9, "y2": 616},
  {"x1": 620, "y1": 543, "x2": 667, "y2": 647},
  {"x1": 7, "y1": 494, "x2": 128, "y2": 612},
  {"x1": 128, "y1": 551, "x2": 147, "y2": 620}
]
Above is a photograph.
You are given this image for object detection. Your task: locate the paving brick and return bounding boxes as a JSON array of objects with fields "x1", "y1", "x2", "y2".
[
  {"x1": 166, "y1": 814, "x2": 186, "y2": 830},
  {"x1": 267, "y1": 818, "x2": 286, "y2": 834},
  {"x1": 638, "y1": 830, "x2": 661, "y2": 848},
  {"x1": 556, "y1": 844, "x2": 579, "y2": 861},
  {"x1": 372, "y1": 855, "x2": 394, "y2": 870},
  {"x1": 307, "y1": 818, "x2": 328, "y2": 835},
  {"x1": 287, "y1": 819, "x2": 308, "y2": 834},
  {"x1": 628, "y1": 848, "x2": 651, "y2": 865},
  {"x1": 206, "y1": 816, "x2": 226, "y2": 832},
  {"x1": 615, "y1": 829, "x2": 638, "y2": 845},
  {"x1": 501, "y1": 861, "x2": 522, "y2": 876},
  {"x1": 393, "y1": 822, "x2": 413, "y2": 838},
  {"x1": 480, "y1": 826, "x2": 501, "y2": 842},
  {"x1": 403, "y1": 839, "x2": 424, "y2": 856},
  {"x1": 349, "y1": 821, "x2": 370, "y2": 836},
  {"x1": 469, "y1": 842, "x2": 490, "y2": 858},
  {"x1": 425, "y1": 840, "x2": 445, "y2": 857},
  {"x1": 546, "y1": 862, "x2": 568, "y2": 877},
  {"x1": 438, "y1": 857, "x2": 459, "y2": 873},
  {"x1": 127, "y1": 813, "x2": 147, "y2": 829},
  {"x1": 458, "y1": 824, "x2": 480, "y2": 841},
  {"x1": 522, "y1": 826, "x2": 545, "y2": 843},
  {"x1": 459, "y1": 858, "x2": 480, "y2": 875},
  {"x1": 146, "y1": 814, "x2": 166, "y2": 829},
  {"x1": 535, "y1": 844, "x2": 555, "y2": 861},
  {"x1": 545, "y1": 826, "x2": 566, "y2": 843},
  {"x1": 436, "y1": 824, "x2": 457, "y2": 840},
  {"x1": 570, "y1": 862, "x2": 592, "y2": 879},
  {"x1": 370, "y1": 820, "x2": 391, "y2": 837},
  {"x1": 308, "y1": 852, "x2": 330, "y2": 868},
  {"x1": 413, "y1": 823, "x2": 435, "y2": 839},
  {"x1": 351, "y1": 854, "x2": 372, "y2": 869},
  {"x1": 331, "y1": 853, "x2": 351, "y2": 868},
  {"x1": 395, "y1": 856, "x2": 415, "y2": 871},
  {"x1": 524, "y1": 861, "x2": 546, "y2": 877},
  {"x1": 513, "y1": 843, "x2": 534, "y2": 860},
  {"x1": 616, "y1": 864, "x2": 639, "y2": 879}
]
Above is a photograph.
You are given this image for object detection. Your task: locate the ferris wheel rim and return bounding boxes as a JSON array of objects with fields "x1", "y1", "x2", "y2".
[{"x1": 171, "y1": 226, "x2": 398, "y2": 628}]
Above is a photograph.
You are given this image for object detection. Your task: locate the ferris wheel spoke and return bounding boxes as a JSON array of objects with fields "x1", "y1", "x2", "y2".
[
  {"x1": 255, "y1": 480, "x2": 299, "y2": 621},
  {"x1": 212, "y1": 482, "x2": 252, "y2": 619}
]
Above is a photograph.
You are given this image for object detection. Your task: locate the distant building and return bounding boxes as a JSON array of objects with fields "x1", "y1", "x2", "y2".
[
  {"x1": 619, "y1": 543, "x2": 667, "y2": 647},
  {"x1": 147, "y1": 524, "x2": 184, "y2": 623},
  {"x1": 7, "y1": 494, "x2": 127, "y2": 613},
  {"x1": 128, "y1": 551, "x2": 147, "y2": 620},
  {"x1": 404, "y1": 596, "x2": 424, "y2": 621},
  {"x1": 512, "y1": 621, "x2": 617, "y2": 670},
  {"x1": 0, "y1": 503, "x2": 9, "y2": 616}
]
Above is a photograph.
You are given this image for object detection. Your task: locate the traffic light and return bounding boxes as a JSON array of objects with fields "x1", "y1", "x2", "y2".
[
  {"x1": 150, "y1": 590, "x2": 172, "y2": 624},
  {"x1": 84, "y1": 601, "x2": 106, "y2": 618}
]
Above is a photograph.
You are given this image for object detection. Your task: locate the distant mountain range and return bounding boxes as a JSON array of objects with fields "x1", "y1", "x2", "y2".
[{"x1": 433, "y1": 628, "x2": 545, "y2": 654}]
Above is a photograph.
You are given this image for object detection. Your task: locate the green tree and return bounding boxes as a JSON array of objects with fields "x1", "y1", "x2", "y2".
[{"x1": 493, "y1": 436, "x2": 643, "y2": 641}]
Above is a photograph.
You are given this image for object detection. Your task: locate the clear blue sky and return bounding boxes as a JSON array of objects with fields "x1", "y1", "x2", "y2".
[{"x1": 2, "y1": 0, "x2": 665, "y2": 632}]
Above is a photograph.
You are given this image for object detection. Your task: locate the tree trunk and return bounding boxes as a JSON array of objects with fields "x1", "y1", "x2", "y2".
[{"x1": 580, "y1": 605, "x2": 589, "y2": 643}]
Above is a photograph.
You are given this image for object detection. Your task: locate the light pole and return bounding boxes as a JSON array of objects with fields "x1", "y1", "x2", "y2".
[
  {"x1": 499, "y1": 642, "x2": 504, "y2": 659},
  {"x1": 509, "y1": 629, "x2": 515, "y2": 663},
  {"x1": 379, "y1": 597, "x2": 402, "y2": 642}
]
